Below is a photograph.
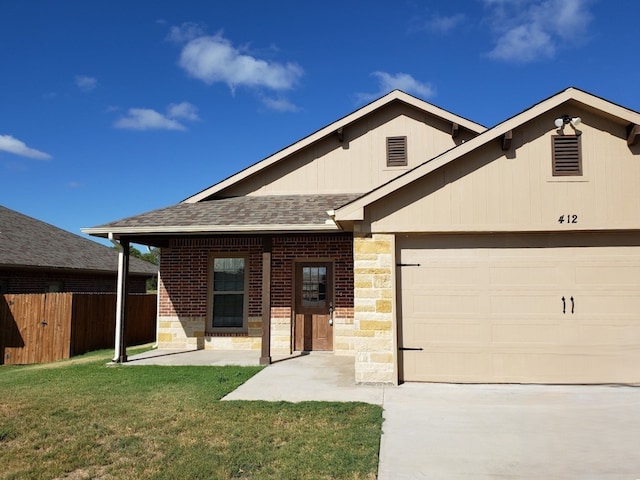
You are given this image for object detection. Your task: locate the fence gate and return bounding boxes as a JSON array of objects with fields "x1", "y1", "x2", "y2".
[{"x1": 1, "y1": 293, "x2": 72, "y2": 365}]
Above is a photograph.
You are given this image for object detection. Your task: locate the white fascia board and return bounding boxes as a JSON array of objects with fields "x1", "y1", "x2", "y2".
[
  {"x1": 82, "y1": 223, "x2": 341, "y2": 237},
  {"x1": 183, "y1": 91, "x2": 487, "y2": 204}
]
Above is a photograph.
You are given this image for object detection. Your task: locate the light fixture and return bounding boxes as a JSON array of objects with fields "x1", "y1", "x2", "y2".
[{"x1": 555, "y1": 115, "x2": 582, "y2": 128}]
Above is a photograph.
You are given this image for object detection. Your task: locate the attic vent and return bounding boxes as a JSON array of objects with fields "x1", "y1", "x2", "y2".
[
  {"x1": 387, "y1": 136, "x2": 407, "y2": 167},
  {"x1": 552, "y1": 135, "x2": 582, "y2": 176}
]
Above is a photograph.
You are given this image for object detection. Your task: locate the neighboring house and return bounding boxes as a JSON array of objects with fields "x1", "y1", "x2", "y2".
[
  {"x1": 85, "y1": 88, "x2": 640, "y2": 385},
  {"x1": 0, "y1": 206, "x2": 157, "y2": 293}
]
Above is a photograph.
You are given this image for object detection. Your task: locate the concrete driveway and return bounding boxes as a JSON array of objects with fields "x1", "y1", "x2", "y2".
[
  {"x1": 127, "y1": 350, "x2": 640, "y2": 479},
  {"x1": 378, "y1": 382, "x2": 640, "y2": 480}
]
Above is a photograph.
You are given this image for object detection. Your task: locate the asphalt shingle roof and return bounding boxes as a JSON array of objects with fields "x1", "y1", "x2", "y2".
[
  {"x1": 0, "y1": 205, "x2": 157, "y2": 275},
  {"x1": 90, "y1": 194, "x2": 361, "y2": 231}
]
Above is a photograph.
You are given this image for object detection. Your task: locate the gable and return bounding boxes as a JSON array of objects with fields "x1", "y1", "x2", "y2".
[
  {"x1": 184, "y1": 90, "x2": 485, "y2": 203},
  {"x1": 362, "y1": 101, "x2": 640, "y2": 234},
  {"x1": 218, "y1": 101, "x2": 478, "y2": 198}
]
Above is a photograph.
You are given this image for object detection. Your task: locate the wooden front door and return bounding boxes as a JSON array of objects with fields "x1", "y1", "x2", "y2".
[{"x1": 294, "y1": 262, "x2": 333, "y2": 351}]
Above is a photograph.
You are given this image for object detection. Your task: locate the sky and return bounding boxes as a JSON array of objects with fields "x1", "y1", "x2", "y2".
[{"x1": 2, "y1": 0, "x2": 640, "y2": 247}]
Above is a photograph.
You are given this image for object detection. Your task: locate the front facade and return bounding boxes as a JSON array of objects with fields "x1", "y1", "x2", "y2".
[{"x1": 87, "y1": 88, "x2": 640, "y2": 385}]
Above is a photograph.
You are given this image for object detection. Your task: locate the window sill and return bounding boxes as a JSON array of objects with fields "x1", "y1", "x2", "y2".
[{"x1": 205, "y1": 332, "x2": 248, "y2": 337}]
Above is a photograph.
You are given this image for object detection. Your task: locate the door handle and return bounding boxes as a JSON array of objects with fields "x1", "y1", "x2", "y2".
[
  {"x1": 399, "y1": 347, "x2": 424, "y2": 351},
  {"x1": 562, "y1": 296, "x2": 566, "y2": 314},
  {"x1": 328, "y1": 302, "x2": 334, "y2": 325},
  {"x1": 570, "y1": 296, "x2": 574, "y2": 314}
]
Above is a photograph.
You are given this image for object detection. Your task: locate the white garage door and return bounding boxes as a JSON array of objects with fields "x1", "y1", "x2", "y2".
[{"x1": 398, "y1": 233, "x2": 640, "y2": 384}]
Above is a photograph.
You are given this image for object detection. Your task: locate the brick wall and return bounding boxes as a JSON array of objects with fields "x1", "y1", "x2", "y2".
[
  {"x1": 0, "y1": 269, "x2": 148, "y2": 294},
  {"x1": 157, "y1": 233, "x2": 354, "y2": 353}
]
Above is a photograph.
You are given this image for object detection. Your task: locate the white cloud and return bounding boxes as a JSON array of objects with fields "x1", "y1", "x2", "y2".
[
  {"x1": 411, "y1": 13, "x2": 465, "y2": 34},
  {"x1": 260, "y1": 96, "x2": 299, "y2": 112},
  {"x1": 167, "y1": 22, "x2": 205, "y2": 43},
  {"x1": 0, "y1": 134, "x2": 51, "y2": 160},
  {"x1": 114, "y1": 102, "x2": 199, "y2": 131},
  {"x1": 167, "y1": 101, "x2": 200, "y2": 121},
  {"x1": 356, "y1": 72, "x2": 436, "y2": 103},
  {"x1": 178, "y1": 33, "x2": 303, "y2": 92},
  {"x1": 484, "y1": 0, "x2": 593, "y2": 63},
  {"x1": 75, "y1": 75, "x2": 97, "y2": 92}
]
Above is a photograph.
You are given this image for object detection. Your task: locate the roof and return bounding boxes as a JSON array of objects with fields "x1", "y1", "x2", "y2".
[
  {"x1": 183, "y1": 90, "x2": 487, "y2": 203},
  {"x1": 335, "y1": 87, "x2": 640, "y2": 221},
  {"x1": 0, "y1": 205, "x2": 157, "y2": 276},
  {"x1": 83, "y1": 194, "x2": 360, "y2": 238}
]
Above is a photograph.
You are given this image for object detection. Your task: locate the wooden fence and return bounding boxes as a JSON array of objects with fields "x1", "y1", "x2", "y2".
[{"x1": 0, "y1": 293, "x2": 156, "y2": 365}]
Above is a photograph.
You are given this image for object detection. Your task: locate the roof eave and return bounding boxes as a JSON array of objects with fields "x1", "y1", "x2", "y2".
[{"x1": 82, "y1": 222, "x2": 342, "y2": 239}]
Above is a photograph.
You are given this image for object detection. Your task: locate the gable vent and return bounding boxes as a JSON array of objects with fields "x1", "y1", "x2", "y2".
[
  {"x1": 387, "y1": 136, "x2": 407, "y2": 167},
  {"x1": 552, "y1": 135, "x2": 582, "y2": 176}
]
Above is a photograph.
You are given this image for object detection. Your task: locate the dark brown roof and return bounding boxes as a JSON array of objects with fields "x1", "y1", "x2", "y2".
[
  {"x1": 86, "y1": 194, "x2": 361, "y2": 235},
  {"x1": 0, "y1": 205, "x2": 157, "y2": 275}
]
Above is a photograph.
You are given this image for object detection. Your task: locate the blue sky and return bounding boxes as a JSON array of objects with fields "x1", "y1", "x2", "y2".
[{"x1": 2, "y1": 0, "x2": 639, "y2": 246}]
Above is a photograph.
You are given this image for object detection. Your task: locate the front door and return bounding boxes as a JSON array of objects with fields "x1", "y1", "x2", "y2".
[{"x1": 294, "y1": 262, "x2": 333, "y2": 351}]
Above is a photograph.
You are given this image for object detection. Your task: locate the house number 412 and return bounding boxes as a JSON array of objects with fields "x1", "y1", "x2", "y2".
[{"x1": 558, "y1": 214, "x2": 578, "y2": 224}]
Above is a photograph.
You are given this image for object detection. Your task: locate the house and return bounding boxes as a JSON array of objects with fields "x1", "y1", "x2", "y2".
[
  {"x1": 0, "y1": 205, "x2": 157, "y2": 293},
  {"x1": 84, "y1": 88, "x2": 640, "y2": 385}
]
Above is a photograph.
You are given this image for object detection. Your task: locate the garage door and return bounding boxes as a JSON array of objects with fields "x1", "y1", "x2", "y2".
[{"x1": 398, "y1": 233, "x2": 640, "y2": 384}]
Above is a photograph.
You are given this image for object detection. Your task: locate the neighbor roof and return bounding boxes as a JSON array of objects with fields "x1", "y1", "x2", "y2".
[
  {"x1": 83, "y1": 194, "x2": 360, "y2": 239},
  {"x1": 0, "y1": 205, "x2": 157, "y2": 275},
  {"x1": 335, "y1": 87, "x2": 640, "y2": 221},
  {"x1": 183, "y1": 90, "x2": 487, "y2": 203}
]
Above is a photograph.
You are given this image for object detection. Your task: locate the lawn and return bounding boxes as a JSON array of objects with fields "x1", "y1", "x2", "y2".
[{"x1": 0, "y1": 348, "x2": 383, "y2": 480}]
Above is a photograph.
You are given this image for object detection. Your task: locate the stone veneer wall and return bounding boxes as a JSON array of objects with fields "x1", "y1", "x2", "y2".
[{"x1": 352, "y1": 234, "x2": 397, "y2": 384}]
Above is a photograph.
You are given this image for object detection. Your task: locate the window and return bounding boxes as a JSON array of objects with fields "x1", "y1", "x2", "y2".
[
  {"x1": 45, "y1": 282, "x2": 63, "y2": 293},
  {"x1": 386, "y1": 136, "x2": 407, "y2": 167},
  {"x1": 552, "y1": 135, "x2": 582, "y2": 176},
  {"x1": 301, "y1": 266, "x2": 327, "y2": 309},
  {"x1": 210, "y1": 256, "x2": 247, "y2": 331}
]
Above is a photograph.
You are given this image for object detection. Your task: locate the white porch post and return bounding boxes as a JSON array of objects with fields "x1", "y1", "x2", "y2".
[{"x1": 113, "y1": 238, "x2": 130, "y2": 363}]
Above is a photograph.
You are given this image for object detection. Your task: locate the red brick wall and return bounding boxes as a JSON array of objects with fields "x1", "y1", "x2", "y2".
[
  {"x1": 0, "y1": 269, "x2": 148, "y2": 294},
  {"x1": 158, "y1": 233, "x2": 354, "y2": 317}
]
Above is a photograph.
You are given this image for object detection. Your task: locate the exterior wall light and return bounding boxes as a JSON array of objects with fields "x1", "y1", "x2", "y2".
[
  {"x1": 555, "y1": 115, "x2": 582, "y2": 135},
  {"x1": 555, "y1": 115, "x2": 582, "y2": 128}
]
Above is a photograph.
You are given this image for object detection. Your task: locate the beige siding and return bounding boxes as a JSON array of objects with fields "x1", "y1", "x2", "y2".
[
  {"x1": 398, "y1": 233, "x2": 640, "y2": 384},
  {"x1": 368, "y1": 106, "x2": 640, "y2": 233},
  {"x1": 220, "y1": 103, "x2": 475, "y2": 197}
]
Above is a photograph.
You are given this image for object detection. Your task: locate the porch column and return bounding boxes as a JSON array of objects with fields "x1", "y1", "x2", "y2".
[
  {"x1": 113, "y1": 238, "x2": 130, "y2": 363},
  {"x1": 260, "y1": 237, "x2": 272, "y2": 365}
]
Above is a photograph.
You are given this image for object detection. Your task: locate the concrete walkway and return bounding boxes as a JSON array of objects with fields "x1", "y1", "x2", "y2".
[{"x1": 126, "y1": 349, "x2": 640, "y2": 479}]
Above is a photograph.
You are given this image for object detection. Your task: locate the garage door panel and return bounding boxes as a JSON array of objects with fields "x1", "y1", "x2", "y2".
[
  {"x1": 575, "y1": 265, "x2": 640, "y2": 285},
  {"x1": 399, "y1": 233, "x2": 640, "y2": 384},
  {"x1": 412, "y1": 294, "x2": 484, "y2": 314},
  {"x1": 414, "y1": 323, "x2": 487, "y2": 344},
  {"x1": 577, "y1": 294, "x2": 640, "y2": 315},
  {"x1": 403, "y1": 351, "x2": 491, "y2": 381},
  {"x1": 491, "y1": 324, "x2": 563, "y2": 344},
  {"x1": 490, "y1": 294, "x2": 560, "y2": 315},
  {"x1": 490, "y1": 265, "x2": 561, "y2": 285}
]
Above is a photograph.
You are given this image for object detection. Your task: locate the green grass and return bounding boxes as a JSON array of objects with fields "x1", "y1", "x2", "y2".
[{"x1": 0, "y1": 348, "x2": 382, "y2": 480}]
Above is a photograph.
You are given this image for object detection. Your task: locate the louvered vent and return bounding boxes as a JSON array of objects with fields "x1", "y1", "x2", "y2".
[
  {"x1": 387, "y1": 136, "x2": 407, "y2": 167},
  {"x1": 552, "y1": 135, "x2": 582, "y2": 176}
]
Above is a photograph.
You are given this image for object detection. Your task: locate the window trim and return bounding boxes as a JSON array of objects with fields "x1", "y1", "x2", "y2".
[
  {"x1": 386, "y1": 136, "x2": 408, "y2": 167},
  {"x1": 207, "y1": 253, "x2": 249, "y2": 334},
  {"x1": 552, "y1": 134, "x2": 582, "y2": 177}
]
